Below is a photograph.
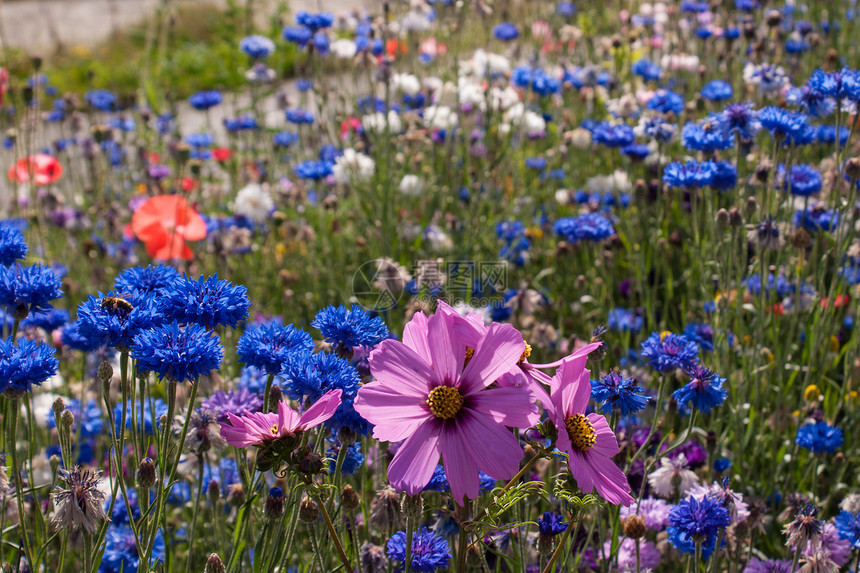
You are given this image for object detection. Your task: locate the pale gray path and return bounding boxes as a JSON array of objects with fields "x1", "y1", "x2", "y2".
[{"x1": 0, "y1": 0, "x2": 382, "y2": 53}]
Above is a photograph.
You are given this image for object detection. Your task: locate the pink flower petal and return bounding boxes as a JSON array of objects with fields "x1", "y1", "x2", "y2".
[
  {"x1": 386, "y1": 419, "x2": 442, "y2": 495},
  {"x1": 427, "y1": 311, "x2": 463, "y2": 385},
  {"x1": 369, "y1": 339, "x2": 436, "y2": 397},
  {"x1": 297, "y1": 389, "x2": 343, "y2": 430},
  {"x1": 458, "y1": 411, "x2": 523, "y2": 481},
  {"x1": 355, "y1": 381, "x2": 430, "y2": 442},
  {"x1": 440, "y1": 422, "x2": 480, "y2": 504},
  {"x1": 468, "y1": 385, "x2": 539, "y2": 428},
  {"x1": 583, "y1": 451, "x2": 634, "y2": 506},
  {"x1": 460, "y1": 323, "x2": 524, "y2": 395},
  {"x1": 588, "y1": 413, "x2": 621, "y2": 457},
  {"x1": 402, "y1": 310, "x2": 432, "y2": 363}
]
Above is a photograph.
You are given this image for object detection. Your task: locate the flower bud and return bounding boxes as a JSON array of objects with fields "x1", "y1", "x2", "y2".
[
  {"x1": 299, "y1": 496, "x2": 319, "y2": 523},
  {"x1": 341, "y1": 484, "x2": 360, "y2": 512},
  {"x1": 61, "y1": 409, "x2": 75, "y2": 429},
  {"x1": 136, "y1": 457, "x2": 157, "y2": 489},
  {"x1": 227, "y1": 484, "x2": 245, "y2": 508},
  {"x1": 622, "y1": 515, "x2": 647, "y2": 539},
  {"x1": 52, "y1": 397, "x2": 65, "y2": 420},
  {"x1": 98, "y1": 361, "x2": 113, "y2": 383},
  {"x1": 204, "y1": 553, "x2": 226, "y2": 573},
  {"x1": 844, "y1": 157, "x2": 860, "y2": 181},
  {"x1": 207, "y1": 479, "x2": 221, "y2": 504},
  {"x1": 49, "y1": 454, "x2": 60, "y2": 475},
  {"x1": 264, "y1": 487, "x2": 285, "y2": 520}
]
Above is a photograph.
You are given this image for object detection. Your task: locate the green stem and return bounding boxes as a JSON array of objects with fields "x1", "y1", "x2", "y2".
[
  {"x1": 184, "y1": 453, "x2": 205, "y2": 573},
  {"x1": 541, "y1": 518, "x2": 573, "y2": 573},
  {"x1": 309, "y1": 490, "x2": 352, "y2": 572},
  {"x1": 8, "y1": 399, "x2": 35, "y2": 568}
]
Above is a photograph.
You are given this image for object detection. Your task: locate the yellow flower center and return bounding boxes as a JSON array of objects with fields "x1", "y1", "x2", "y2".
[
  {"x1": 427, "y1": 386, "x2": 464, "y2": 420},
  {"x1": 565, "y1": 414, "x2": 596, "y2": 452},
  {"x1": 269, "y1": 424, "x2": 279, "y2": 436},
  {"x1": 518, "y1": 342, "x2": 532, "y2": 365},
  {"x1": 464, "y1": 347, "x2": 475, "y2": 368}
]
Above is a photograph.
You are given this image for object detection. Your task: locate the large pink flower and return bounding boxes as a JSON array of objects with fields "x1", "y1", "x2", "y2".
[
  {"x1": 550, "y1": 355, "x2": 634, "y2": 506},
  {"x1": 220, "y1": 389, "x2": 342, "y2": 447},
  {"x1": 354, "y1": 310, "x2": 539, "y2": 503}
]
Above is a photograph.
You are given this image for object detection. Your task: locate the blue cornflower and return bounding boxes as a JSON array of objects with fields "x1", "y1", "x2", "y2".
[
  {"x1": 816, "y1": 124, "x2": 850, "y2": 145},
  {"x1": 715, "y1": 102, "x2": 760, "y2": 139},
  {"x1": 239, "y1": 35, "x2": 275, "y2": 59},
  {"x1": 511, "y1": 66, "x2": 560, "y2": 96},
  {"x1": 223, "y1": 115, "x2": 258, "y2": 132},
  {"x1": 662, "y1": 161, "x2": 715, "y2": 189},
  {"x1": 0, "y1": 226, "x2": 27, "y2": 266},
  {"x1": 236, "y1": 365, "x2": 284, "y2": 395},
  {"x1": 159, "y1": 274, "x2": 250, "y2": 329},
  {"x1": 273, "y1": 131, "x2": 300, "y2": 148},
  {"x1": 639, "y1": 116, "x2": 676, "y2": 142},
  {"x1": 48, "y1": 398, "x2": 103, "y2": 436},
  {"x1": 76, "y1": 291, "x2": 162, "y2": 350},
  {"x1": 607, "y1": 308, "x2": 642, "y2": 333},
  {"x1": 59, "y1": 322, "x2": 99, "y2": 352},
  {"x1": 640, "y1": 332, "x2": 700, "y2": 372},
  {"x1": 294, "y1": 160, "x2": 332, "y2": 180},
  {"x1": 326, "y1": 441, "x2": 364, "y2": 475},
  {"x1": 682, "y1": 323, "x2": 713, "y2": 352},
  {"x1": 113, "y1": 265, "x2": 180, "y2": 294},
  {"x1": 795, "y1": 421, "x2": 843, "y2": 453},
  {"x1": 98, "y1": 524, "x2": 164, "y2": 573},
  {"x1": 312, "y1": 304, "x2": 390, "y2": 352},
  {"x1": 787, "y1": 86, "x2": 835, "y2": 118},
  {"x1": 387, "y1": 527, "x2": 452, "y2": 572},
  {"x1": 682, "y1": 121, "x2": 735, "y2": 152},
  {"x1": 295, "y1": 10, "x2": 333, "y2": 31},
  {"x1": 22, "y1": 308, "x2": 69, "y2": 331},
  {"x1": 0, "y1": 336, "x2": 58, "y2": 394},
  {"x1": 283, "y1": 26, "x2": 312, "y2": 46},
  {"x1": 592, "y1": 122, "x2": 635, "y2": 148},
  {"x1": 237, "y1": 322, "x2": 314, "y2": 375},
  {"x1": 758, "y1": 106, "x2": 814, "y2": 145},
  {"x1": 646, "y1": 89, "x2": 685, "y2": 114},
  {"x1": 285, "y1": 107, "x2": 314, "y2": 124},
  {"x1": 591, "y1": 372, "x2": 649, "y2": 416},
  {"x1": 701, "y1": 80, "x2": 733, "y2": 101},
  {"x1": 669, "y1": 496, "x2": 731, "y2": 541},
  {"x1": 833, "y1": 510, "x2": 860, "y2": 549},
  {"x1": 632, "y1": 59, "x2": 662, "y2": 82},
  {"x1": 672, "y1": 364, "x2": 727, "y2": 414},
  {"x1": 421, "y1": 464, "x2": 496, "y2": 494},
  {"x1": 524, "y1": 157, "x2": 547, "y2": 171},
  {"x1": 784, "y1": 38, "x2": 809, "y2": 54},
  {"x1": 188, "y1": 90, "x2": 223, "y2": 111},
  {"x1": 538, "y1": 512, "x2": 569, "y2": 537},
  {"x1": 185, "y1": 133, "x2": 214, "y2": 148},
  {"x1": 780, "y1": 164, "x2": 821, "y2": 196},
  {"x1": 710, "y1": 160, "x2": 737, "y2": 191},
  {"x1": 493, "y1": 22, "x2": 519, "y2": 41},
  {"x1": 667, "y1": 524, "x2": 720, "y2": 559},
  {"x1": 280, "y1": 350, "x2": 367, "y2": 434},
  {"x1": 131, "y1": 321, "x2": 224, "y2": 383},
  {"x1": 0, "y1": 263, "x2": 63, "y2": 316},
  {"x1": 794, "y1": 205, "x2": 838, "y2": 233},
  {"x1": 620, "y1": 143, "x2": 650, "y2": 160},
  {"x1": 553, "y1": 212, "x2": 615, "y2": 243},
  {"x1": 713, "y1": 458, "x2": 732, "y2": 473},
  {"x1": 85, "y1": 89, "x2": 116, "y2": 111},
  {"x1": 557, "y1": 1, "x2": 575, "y2": 16},
  {"x1": 201, "y1": 388, "x2": 263, "y2": 422}
]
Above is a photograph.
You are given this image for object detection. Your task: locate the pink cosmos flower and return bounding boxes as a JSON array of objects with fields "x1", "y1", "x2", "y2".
[
  {"x1": 220, "y1": 389, "x2": 342, "y2": 447},
  {"x1": 354, "y1": 310, "x2": 539, "y2": 503},
  {"x1": 549, "y1": 354, "x2": 634, "y2": 506}
]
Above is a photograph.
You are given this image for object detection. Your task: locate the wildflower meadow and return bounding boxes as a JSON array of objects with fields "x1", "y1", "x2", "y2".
[{"x1": 0, "y1": 0, "x2": 859, "y2": 571}]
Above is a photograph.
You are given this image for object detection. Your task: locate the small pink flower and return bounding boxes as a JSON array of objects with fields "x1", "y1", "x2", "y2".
[
  {"x1": 354, "y1": 309, "x2": 537, "y2": 502},
  {"x1": 549, "y1": 355, "x2": 634, "y2": 506},
  {"x1": 220, "y1": 390, "x2": 342, "y2": 447}
]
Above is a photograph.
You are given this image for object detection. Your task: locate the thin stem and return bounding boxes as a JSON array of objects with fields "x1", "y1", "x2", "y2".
[
  {"x1": 310, "y1": 490, "x2": 352, "y2": 572},
  {"x1": 542, "y1": 519, "x2": 573, "y2": 573},
  {"x1": 184, "y1": 453, "x2": 205, "y2": 573}
]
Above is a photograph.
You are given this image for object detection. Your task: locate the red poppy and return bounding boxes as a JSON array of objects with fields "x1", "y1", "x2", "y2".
[
  {"x1": 340, "y1": 116, "x2": 361, "y2": 140},
  {"x1": 212, "y1": 147, "x2": 233, "y2": 162},
  {"x1": 147, "y1": 152, "x2": 161, "y2": 164},
  {"x1": 0, "y1": 68, "x2": 8, "y2": 107},
  {"x1": 8, "y1": 154, "x2": 63, "y2": 186},
  {"x1": 820, "y1": 294, "x2": 851, "y2": 309},
  {"x1": 131, "y1": 195, "x2": 207, "y2": 260},
  {"x1": 180, "y1": 177, "x2": 199, "y2": 192},
  {"x1": 386, "y1": 39, "x2": 408, "y2": 57}
]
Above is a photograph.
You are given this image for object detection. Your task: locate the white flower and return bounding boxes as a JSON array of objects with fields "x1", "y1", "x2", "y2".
[
  {"x1": 398, "y1": 174, "x2": 423, "y2": 196},
  {"x1": 423, "y1": 105, "x2": 458, "y2": 130},
  {"x1": 458, "y1": 80, "x2": 486, "y2": 110},
  {"x1": 330, "y1": 38, "x2": 357, "y2": 59},
  {"x1": 647, "y1": 454, "x2": 699, "y2": 498},
  {"x1": 333, "y1": 149, "x2": 375, "y2": 184},
  {"x1": 565, "y1": 127, "x2": 592, "y2": 149},
  {"x1": 522, "y1": 111, "x2": 546, "y2": 138},
  {"x1": 392, "y1": 73, "x2": 422, "y2": 96},
  {"x1": 423, "y1": 225, "x2": 452, "y2": 251},
  {"x1": 371, "y1": 258, "x2": 412, "y2": 293},
  {"x1": 233, "y1": 183, "x2": 274, "y2": 223},
  {"x1": 490, "y1": 86, "x2": 520, "y2": 111},
  {"x1": 362, "y1": 111, "x2": 402, "y2": 134}
]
